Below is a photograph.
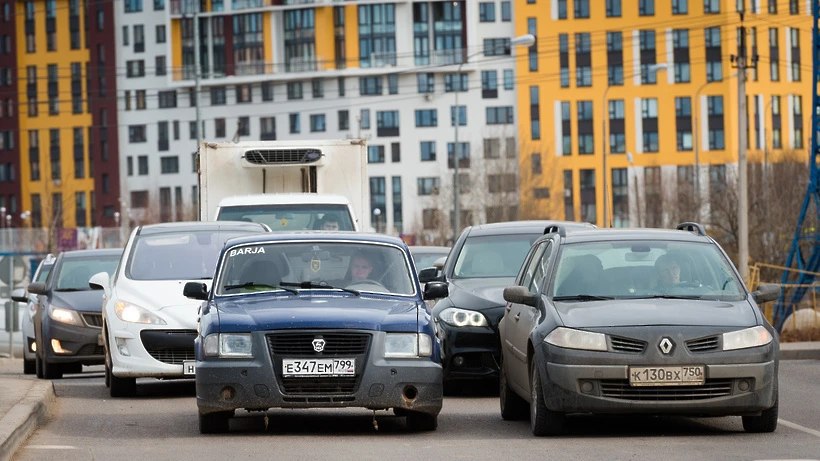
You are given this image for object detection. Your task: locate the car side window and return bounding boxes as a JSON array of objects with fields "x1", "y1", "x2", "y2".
[
  {"x1": 520, "y1": 242, "x2": 548, "y2": 291},
  {"x1": 528, "y1": 241, "x2": 553, "y2": 294}
]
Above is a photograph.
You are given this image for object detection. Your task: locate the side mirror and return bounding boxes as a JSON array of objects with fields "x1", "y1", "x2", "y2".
[
  {"x1": 88, "y1": 271, "x2": 110, "y2": 291},
  {"x1": 752, "y1": 283, "x2": 780, "y2": 305},
  {"x1": 423, "y1": 281, "x2": 448, "y2": 300},
  {"x1": 503, "y1": 286, "x2": 538, "y2": 307},
  {"x1": 418, "y1": 267, "x2": 440, "y2": 283},
  {"x1": 11, "y1": 287, "x2": 28, "y2": 303},
  {"x1": 184, "y1": 282, "x2": 209, "y2": 300},
  {"x1": 26, "y1": 282, "x2": 47, "y2": 296}
]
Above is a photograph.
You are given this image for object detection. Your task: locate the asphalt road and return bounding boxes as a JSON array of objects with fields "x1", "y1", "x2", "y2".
[{"x1": 10, "y1": 361, "x2": 820, "y2": 461}]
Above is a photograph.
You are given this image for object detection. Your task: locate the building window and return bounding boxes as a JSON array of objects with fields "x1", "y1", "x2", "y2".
[
  {"x1": 607, "y1": 32, "x2": 624, "y2": 86},
  {"x1": 789, "y1": 28, "x2": 801, "y2": 82},
  {"x1": 484, "y1": 138, "x2": 501, "y2": 159},
  {"x1": 561, "y1": 101, "x2": 572, "y2": 155},
  {"x1": 309, "y1": 114, "x2": 326, "y2": 132},
  {"x1": 261, "y1": 81, "x2": 274, "y2": 101},
  {"x1": 311, "y1": 79, "x2": 323, "y2": 98},
  {"x1": 236, "y1": 84, "x2": 252, "y2": 103},
  {"x1": 530, "y1": 86, "x2": 540, "y2": 141},
  {"x1": 237, "y1": 116, "x2": 249, "y2": 137},
  {"x1": 501, "y1": 1, "x2": 511, "y2": 21},
  {"x1": 579, "y1": 169, "x2": 596, "y2": 224},
  {"x1": 575, "y1": 33, "x2": 591, "y2": 87},
  {"x1": 260, "y1": 116, "x2": 276, "y2": 140},
  {"x1": 73, "y1": 128, "x2": 84, "y2": 179},
  {"x1": 577, "y1": 101, "x2": 594, "y2": 155},
  {"x1": 391, "y1": 142, "x2": 400, "y2": 162},
  {"x1": 792, "y1": 95, "x2": 803, "y2": 149},
  {"x1": 233, "y1": 13, "x2": 265, "y2": 76},
  {"x1": 557, "y1": 0, "x2": 567, "y2": 18},
  {"x1": 769, "y1": 28, "x2": 780, "y2": 81},
  {"x1": 360, "y1": 109, "x2": 370, "y2": 129},
  {"x1": 158, "y1": 90, "x2": 177, "y2": 108},
  {"x1": 574, "y1": 0, "x2": 589, "y2": 18},
  {"x1": 160, "y1": 156, "x2": 179, "y2": 174},
  {"x1": 531, "y1": 153, "x2": 542, "y2": 175},
  {"x1": 645, "y1": 167, "x2": 662, "y2": 227},
  {"x1": 392, "y1": 176, "x2": 402, "y2": 232},
  {"x1": 704, "y1": 0, "x2": 719, "y2": 13},
  {"x1": 359, "y1": 4, "x2": 396, "y2": 67},
  {"x1": 479, "y1": 2, "x2": 495, "y2": 22},
  {"x1": 447, "y1": 142, "x2": 470, "y2": 169},
  {"x1": 359, "y1": 76, "x2": 382, "y2": 96},
  {"x1": 368, "y1": 145, "x2": 385, "y2": 163},
  {"x1": 707, "y1": 95, "x2": 725, "y2": 149},
  {"x1": 486, "y1": 106, "x2": 514, "y2": 125},
  {"x1": 444, "y1": 73, "x2": 468, "y2": 92},
  {"x1": 675, "y1": 96, "x2": 693, "y2": 151},
  {"x1": 705, "y1": 27, "x2": 722, "y2": 82},
  {"x1": 70, "y1": 63, "x2": 82, "y2": 114},
  {"x1": 771, "y1": 95, "x2": 781, "y2": 148},
  {"x1": 417, "y1": 177, "x2": 439, "y2": 196},
  {"x1": 289, "y1": 113, "x2": 300, "y2": 134},
  {"x1": 639, "y1": 0, "x2": 654, "y2": 16},
  {"x1": 128, "y1": 125, "x2": 147, "y2": 143},
  {"x1": 451, "y1": 106, "x2": 466, "y2": 127},
  {"x1": 503, "y1": 69, "x2": 514, "y2": 90},
  {"x1": 527, "y1": 18, "x2": 538, "y2": 71},
  {"x1": 420, "y1": 141, "x2": 436, "y2": 161},
  {"x1": 210, "y1": 86, "x2": 227, "y2": 105},
  {"x1": 415, "y1": 109, "x2": 438, "y2": 127},
  {"x1": 639, "y1": 30, "x2": 658, "y2": 84},
  {"x1": 559, "y1": 34, "x2": 570, "y2": 87},
  {"x1": 47, "y1": 64, "x2": 58, "y2": 115},
  {"x1": 672, "y1": 0, "x2": 688, "y2": 14},
  {"x1": 287, "y1": 81, "x2": 303, "y2": 100},
  {"x1": 134, "y1": 24, "x2": 145, "y2": 52},
  {"x1": 608, "y1": 99, "x2": 625, "y2": 153},
  {"x1": 137, "y1": 156, "x2": 148, "y2": 175},
  {"x1": 284, "y1": 9, "x2": 316, "y2": 72},
  {"x1": 482, "y1": 70, "x2": 498, "y2": 99},
  {"x1": 158, "y1": 121, "x2": 169, "y2": 151},
  {"x1": 126, "y1": 60, "x2": 145, "y2": 77},
  {"x1": 156, "y1": 24, "x2": 166, "y2": 43},
  {"x1": 641, "y1": 98, "x2": 659, "y2": 152},
  {"x1": 215, "y1": 118, "x2": 226, "y2": 138},
  {"x1": 417, "y1": 73, "x2": 435, "y2": 93},
  {"x1": 606, "y1": 0, "x2": 622, "y2": 17},
  {"x1": 376, "y1": 110, "x2": 399, "y2": 137},
  {"x1": 338, "y1": 110, "x2": 349, "y2": 131},
  {"x1": 563, "y1": 170, "x2": 574, "y2": 220},
  {"x1": 672, "y1": 29, "x2": 691, "y2": 83},
  {"x1": 612, "y1": 168, "x2": 628, "y2": 227}
]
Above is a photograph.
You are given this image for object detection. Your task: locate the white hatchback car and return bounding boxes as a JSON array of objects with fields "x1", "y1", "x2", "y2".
[{"x1": 90, "y1": 221, "x2": 268, "y2": 397}]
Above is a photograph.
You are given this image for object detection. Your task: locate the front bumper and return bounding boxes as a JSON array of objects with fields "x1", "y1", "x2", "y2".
[
  {"x1": 43, "y1": 320, "x2": 104, "y2": 365},
  {"x1": 533, "y1": 334, "x2": 778, "y2": 416},
  {"x1": 436, "y1": 308, "x2": 503, "y2": 382},
  {"x1": 197, "y1": 330, "x2": 443, "y2": 416},
  {"x1": 107, "y1": 315, "x2": 197, "y2": 378}
]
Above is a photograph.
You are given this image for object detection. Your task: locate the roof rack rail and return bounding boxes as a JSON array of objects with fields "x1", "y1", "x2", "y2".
[
  {"x1": 544, "y1": 225, "x2": 565, "y2": 237},
  {"x1": 676, "y1": 222, "x2": 706, "y2": 236}
]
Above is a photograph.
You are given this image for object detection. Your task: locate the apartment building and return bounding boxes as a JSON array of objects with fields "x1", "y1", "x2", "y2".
[
  {"x1": 515, "y1": 0, "x2": 811, "y2": 228},
  {"x1": 114, "y1": 0, "x2": 523, "y2": 242}
]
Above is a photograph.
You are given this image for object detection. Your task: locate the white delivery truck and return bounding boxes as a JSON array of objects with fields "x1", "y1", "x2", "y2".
[{"x1": 197, "y1": 139, "x2": 369, "y2": 231}]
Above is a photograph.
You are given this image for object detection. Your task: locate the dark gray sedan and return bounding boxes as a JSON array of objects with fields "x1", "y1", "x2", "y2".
[{"x1": 499, "y1": 223, "x2": 780, "y2": 436}]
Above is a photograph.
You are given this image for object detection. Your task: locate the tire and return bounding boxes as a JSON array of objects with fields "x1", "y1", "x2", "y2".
[
  {"x1": 64, "y1": 362, "x2": 82, "y2": 375},
  {"x1": 23, "y1": 358, "x2": 35, "y2": 375},
  {"x1": 35, "y1": 353, "x2": 44, "y2": 379},
  {"x1": 104, "y1": 363, "x2": 111, "y2": 388},
  {"x1": 41, "y1": 356, "x2": 63, "y2": 380},
  {"x1": 109, "y1": 372, "x2": 137, "y2": 397},
  {"x1": 530, "y1": 360, "x2": 564, "y2": 436},
  {"x1": 199, "y1": 410, "x2": 233, "y2": 434},
  {"x1": 406, "y1": 411, "x2": 438, "y2": 432},
  {"x1": 742, "y1": 390, "x2": 779, "y2": 433},
  {"x1": 500, "y1": 363, "x2": 528, "y2": 421}
]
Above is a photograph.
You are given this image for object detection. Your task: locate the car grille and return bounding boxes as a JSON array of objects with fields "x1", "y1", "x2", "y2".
[
  {"x1": 76, "y1": 344, "x2": 104, "y2": 355},
  {"x1": 81, "y1": 313, "x2": 103, "y2": 328},
  {"x1": 140, "y1": 330, "x2": 197, "y2": 365},
  {"x1": 610, "y1": 336, "x2": 647, "y2": 353},
  {"x1": 599, "y1": 379, "x2": 734, "y2": 400},
  {"x1": 686, "y1": 336, "x2": 720, "y2": 353},
  {"x1": 267, "y1": 331, "x2": 371, "y2": 396}
]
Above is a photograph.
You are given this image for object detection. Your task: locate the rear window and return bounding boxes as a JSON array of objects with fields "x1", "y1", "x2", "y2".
[{"x1": 216, "y1": 204, "x2": 355, "y2": 231}]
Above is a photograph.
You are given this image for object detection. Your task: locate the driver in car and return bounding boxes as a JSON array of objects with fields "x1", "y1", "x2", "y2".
[{"x1": 349, "y1": 252, "x2": 375, "y2": 282}]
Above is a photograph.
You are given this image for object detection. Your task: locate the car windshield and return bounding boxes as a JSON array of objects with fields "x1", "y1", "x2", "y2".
[
  {"x1": 217, "y1": 204, "x2": 355, "y2": 231},
  {"x1": 215, "y1": 241, "x2": 415, "y2": 296},
  {"x1": 55, "y1": 255, "x2": 120, "y2": 291},
  {"x1": 127, "y1": 230, "x2": 256, "y2": 281},
  {"x1": 453, "y1": 234, "x2": 542, "y2": 278},
  {"x1": 550, "y1": 240, "x2": 745, "y2": 301}
]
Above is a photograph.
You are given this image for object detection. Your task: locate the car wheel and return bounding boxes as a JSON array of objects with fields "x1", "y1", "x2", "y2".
[
  {"x1": 392, "y1": 408, "x2": 409, "y2": 417},
  {"x1": 41, "y1": 356, "x2": 63, "y2": 380},
  {"x1": 104, "y1": 363, "x2": 111, "y2": 388},
  {"x1": 23, "y1": 358, "x2": 35, "y2": 375},
  {"x1": 199, "y1": 410, "x2": 233, "y2": 434},
  {"x1": 405, "y1": 411, "x2": 438, "y2": 432},
  {"x1": 500, "y1": 362, "x2": 528, "y2": 421},
  {"x1": 35, "y1": 353, "x2": 44, "y2": 379},
  {"x1": 530, "y1": 360, "x2": 564, "y2": 436},
  {"x1": 63, "y1": 362, "x2": 82, "y2": 375},
  {"x1": 742, "y1": 388, "x2": 779, "y2": 433}
]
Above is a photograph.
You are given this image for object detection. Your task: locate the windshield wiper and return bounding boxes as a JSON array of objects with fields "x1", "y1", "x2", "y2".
[
  {"x1": 223, "y1": 282, "x2": 298, "y2": 295},
  {"x1": 633, "y1": 294, "x2": 703, "y2": 300},
  {"x1": 55, "y1": 288, "x2": 85, "y2": 292},
  {"x1": 280, "y1": 281, "x2": 360, "y2": 296},
  {"x1": 553, "y1": 294, "x2": 613, "y2": 301}
]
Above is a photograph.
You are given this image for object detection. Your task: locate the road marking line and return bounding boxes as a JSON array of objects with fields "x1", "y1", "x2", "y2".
[
  {"x1": 26, "y1": 445, "x2": 78, "y2": 450},
  {"x1": 779, "y1": 419, "x2": 820, "y2": 438}
]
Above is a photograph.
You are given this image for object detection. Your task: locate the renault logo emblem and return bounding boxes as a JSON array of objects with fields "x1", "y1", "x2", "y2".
[
  {"x1": 312, "y1": 338, "x2": 326, "y2": 353},
  {"x1": 658, "y1": 337, "x2": 674, "y2": 355}
]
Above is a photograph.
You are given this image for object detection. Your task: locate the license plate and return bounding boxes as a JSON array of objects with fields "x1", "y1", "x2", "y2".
[
  {"x1": 282, "y1": 358, "x2": 355, "y2": 377},
  {"x1": 183, "y1": 360, "x2": 196, "y2": 376},
  {"x1": 629, "y1": 365, "x2": 705, "y2": 386}
]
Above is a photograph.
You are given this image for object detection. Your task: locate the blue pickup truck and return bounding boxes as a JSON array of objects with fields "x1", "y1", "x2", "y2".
[{"x1": 184, "y1": 232, "x2": 447, "y2": 433}]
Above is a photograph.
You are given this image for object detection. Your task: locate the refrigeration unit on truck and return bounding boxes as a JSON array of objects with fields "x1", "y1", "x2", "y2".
[{"x1": 197, "y1": 139, "x2": 369, "y2": 231}]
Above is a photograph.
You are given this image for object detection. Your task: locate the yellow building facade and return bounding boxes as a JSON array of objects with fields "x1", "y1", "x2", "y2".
[
  {"x1": 515, "y1": 0, "x2": 812, "y2": 227},
  {"x1": 15, "y1": 0, "x2": 94, "y2": 228}
]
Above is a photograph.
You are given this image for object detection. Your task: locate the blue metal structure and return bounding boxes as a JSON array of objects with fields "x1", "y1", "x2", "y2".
[{"x1": 773, "y1": 1, "x2": 820, "y2": 331}]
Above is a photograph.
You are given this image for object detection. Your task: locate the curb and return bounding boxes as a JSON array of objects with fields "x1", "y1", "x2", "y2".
[
  {"x1": 0, "y1": 380, "x2": 55, "y2": 461},
  {"x1": 779, "y1": 341, "x2": 820, "y2": 361}
]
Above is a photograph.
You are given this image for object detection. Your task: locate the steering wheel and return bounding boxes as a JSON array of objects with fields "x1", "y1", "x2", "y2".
[{"x1": 347, "y1": 279, "x2": 387, "y2": 291}]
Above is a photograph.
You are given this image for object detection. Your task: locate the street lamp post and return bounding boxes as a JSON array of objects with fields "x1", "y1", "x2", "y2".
[
  {"x1": 602, "y1": 63, "x2": 669, "y2": 227},
  {"x1": 451, "y1": 34, "x2": 535, "y2": 240}
]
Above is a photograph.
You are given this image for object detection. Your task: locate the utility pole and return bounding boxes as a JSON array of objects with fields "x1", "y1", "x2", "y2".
[
  {"x1": 193, "y1": 4, "x2": 202, "y2": 145},
  {"x1": 734, "y1": 15, "x2": 750, "y2": 281}
]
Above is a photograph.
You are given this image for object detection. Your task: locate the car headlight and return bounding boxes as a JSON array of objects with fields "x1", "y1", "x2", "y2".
[
  {"x1": 544, "y1": 327, "x2": 608, "y2": 352},
  {"x1": 384, "y1": 333, "x2": 433, "y2": 358},
  {"x1": 48, "y1": 305, "x2": 83, "y2": 326},
  {"x1": 203, "y1": 333, "x2": 253, "y2": 358},
  {"x1": 114, "y1": 301, "x2": 167, "y2": 325},
  {"x1": 722, "y1": 325, "x2": 773, "y2": 351},
  {"x1": 438, "y1": 307, "x2": 488, "y2": 327}
]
